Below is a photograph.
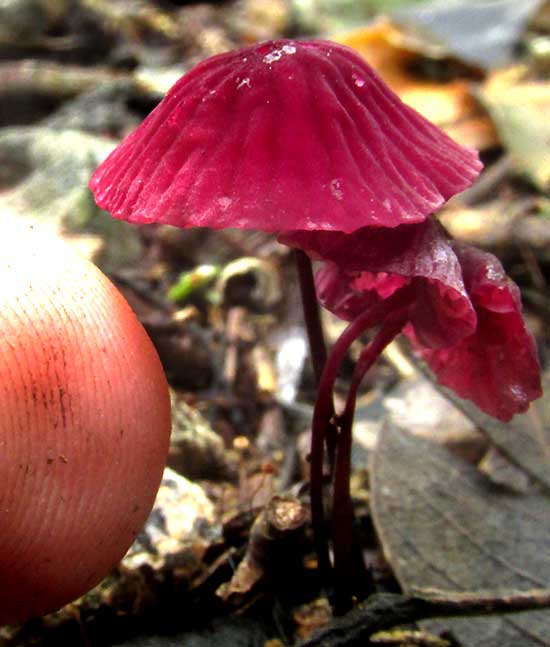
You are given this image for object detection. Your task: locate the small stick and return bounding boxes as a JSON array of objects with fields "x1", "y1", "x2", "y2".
[{"x1": 300, "y1": 589, "x2": 550, "y2": 647}]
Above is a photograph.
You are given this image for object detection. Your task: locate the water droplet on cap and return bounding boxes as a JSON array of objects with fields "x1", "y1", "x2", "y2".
[
  {"x1": 330, "y1": 178, "x2": 343, "y2": 201},
  {"x1": 263, "y1": 44, "x2": 297, "y2": 64},
  {"x1": 237, "y1": 77, "x2": 251, "y2": 89},
  {"x1": 218, "y1": 197, "x2": 233, "y2": 211}
]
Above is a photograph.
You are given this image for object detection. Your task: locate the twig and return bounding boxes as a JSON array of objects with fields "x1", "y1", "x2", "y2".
[
  {"x1": 217, "y1": 496, "x2": 308, "y2": 605},
  {"x1": 300, "y1": 589, "x2": 550, "y2": 647},
  {"x1": 0, "y1": 60, "x2": 125, "y2": 98}
]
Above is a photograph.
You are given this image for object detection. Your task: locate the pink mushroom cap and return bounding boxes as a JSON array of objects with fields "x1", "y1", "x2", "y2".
[{"x1": 90, "y1": 39, "x2": 482, "y2": 234}]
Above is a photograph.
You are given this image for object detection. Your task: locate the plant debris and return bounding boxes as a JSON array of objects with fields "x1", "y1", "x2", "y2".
[{"x1": 0, "y1": 1, "x2": 549, "y2": 645}]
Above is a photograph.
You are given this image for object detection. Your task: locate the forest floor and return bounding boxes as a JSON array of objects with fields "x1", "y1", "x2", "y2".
[{"x1": 1, "y1": 1, "x2": 549, "y2": 646}]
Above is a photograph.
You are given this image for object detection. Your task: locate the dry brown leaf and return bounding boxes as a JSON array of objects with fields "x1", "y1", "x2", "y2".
[
  {"x1": 333, "y1": 20, "x2": 497, "y2": 150},
  {"x1": 371, "y1": 425, "x2": 550, "y2": 646}
]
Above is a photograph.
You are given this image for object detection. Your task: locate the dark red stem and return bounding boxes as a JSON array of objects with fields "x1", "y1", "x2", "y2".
[
  {"x1": 332, "y1": 310, "x2": 409, "y2": 611},
  {"x1": 293, "y1": 249, "x2": 329, "y2": 385},
  {"x1": 294, "y1": 249, "x2": 335, "y2": 580},
  {"x1": 310, "y1": 287, "x2": 414, "y2": 584}
]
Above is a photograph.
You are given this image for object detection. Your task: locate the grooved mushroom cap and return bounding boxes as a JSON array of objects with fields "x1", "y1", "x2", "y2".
[
  {"x1": 90, "y1": 39, "x2": 482, "y2": 234},
  {"x1": 0, "y1": 221, "x2": 171, "y2": 625}
]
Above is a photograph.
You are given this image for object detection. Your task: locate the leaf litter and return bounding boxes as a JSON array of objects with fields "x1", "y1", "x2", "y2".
[
  {"x1": 371, "y1": 423, "x2": 550, "y2": 647},
  {"x1": 1, "y1": 0, "x2": 550, "y2": 645}
]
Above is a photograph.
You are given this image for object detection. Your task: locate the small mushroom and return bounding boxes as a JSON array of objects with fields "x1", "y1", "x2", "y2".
[
  {"x1": 0, "y1": 221, "x2": 171, "y2": 625},
  {"x1": 294, "y1": 219, "x2": 542, "y2": 421},
  {"x1": 87, "y1": 39, "x2": 485, "y2": 598}
]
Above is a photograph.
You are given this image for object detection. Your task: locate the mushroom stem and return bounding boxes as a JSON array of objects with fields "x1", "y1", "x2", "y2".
[
  {"x1": 293, "y1": 249, "x2": 330, "y2": 386},
  {"x1": 310, "y1": 286, "x2": 414, "y2": 588},
  {"x1": 332, "y1": 310, "x2": 409, "y2": 612},
  {"x1": 294, "y1": 249, "x2": 339, "y2": 466},
  {"x1": 294, "y1": 248, "x2": 335, "y2": 583}
]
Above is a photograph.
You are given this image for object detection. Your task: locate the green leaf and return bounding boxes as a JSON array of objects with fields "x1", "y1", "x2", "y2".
[{"x1": 167, "y1": 264, "x2": 220, "y2": 303}]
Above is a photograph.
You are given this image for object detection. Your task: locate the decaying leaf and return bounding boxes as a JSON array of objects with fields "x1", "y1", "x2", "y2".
[
  {"x1": 440, "y1": 198, "x2": 550, "y2": 265},
  {"x1": 0, "y1": 126, "x2": 142, "y2": 271},
  {"x1": 370, "y1": 627, "x2": 450, "y2": 646},
  {"x1": 293, "y1": 597, "x2": 332, "y2": 641},
  {"x1": 370, "y1": 424, "x2": 550, "y2": 646},
  {"x1": 382, "y1": 375, "x2": 486, "y2": 464},
  {"x1": 434, "y1": 374, "x2": 550, "y2": 490},
  {"x1": 168, "y1": 391, "x2": 235, "y2": 481}
]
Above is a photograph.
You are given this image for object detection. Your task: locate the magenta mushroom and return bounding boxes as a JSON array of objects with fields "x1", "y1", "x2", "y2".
[
  {"x1": 89, "y1": 37, "x2": 482, "y2": 388},
  {"x1": 411, "y1": 241, "x2": 542, "y2": 421},
  {"x1": 90, "y1": 39, "x2": 523, "y2": 605}
]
